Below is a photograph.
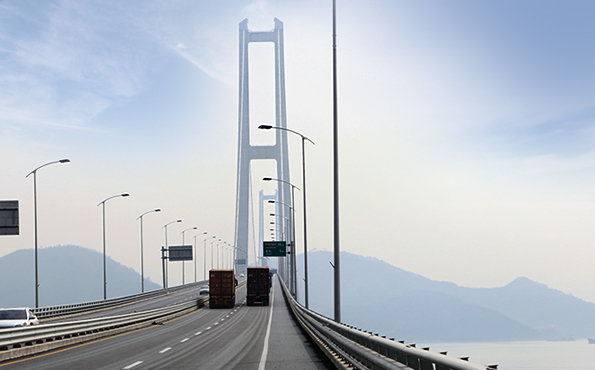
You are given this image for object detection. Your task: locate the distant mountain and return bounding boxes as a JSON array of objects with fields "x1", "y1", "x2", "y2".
[
  {"x1": 343, "y1": 290, "x2": 543, "y2": 343},
  {"x1": 296, "y1": 251, "x2": 595, "y2": 342},
  {"x1": 0, "y1": 245, "x2": 161, "y2": 308}
]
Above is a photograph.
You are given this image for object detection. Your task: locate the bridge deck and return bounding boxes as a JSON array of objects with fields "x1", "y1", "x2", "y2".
[
  {"x1": 261, "y1": 277, "x2": 334, "y2": 369},
  {"x1": 0, "y1": 276, "x2": 335, "y2": 369}
]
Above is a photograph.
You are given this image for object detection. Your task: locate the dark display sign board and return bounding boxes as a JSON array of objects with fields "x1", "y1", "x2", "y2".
[
  {"x1": 168, "y1": 245, "x2": 193, "y2": 261},
  {"x1": 263, "y1": 241, "x2": 286, "y2": 257},
  {"x1": 0, "y1": 200, "x2": 19, "y2": 236}
]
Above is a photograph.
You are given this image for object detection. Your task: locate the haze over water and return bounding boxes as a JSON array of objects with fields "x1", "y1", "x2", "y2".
[{"x1": 425, "y1": 340, "x2": 595, "y2": 370}]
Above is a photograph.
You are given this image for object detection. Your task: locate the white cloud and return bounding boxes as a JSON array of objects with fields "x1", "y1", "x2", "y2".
[{"x1": 0, "y1": 1, "x2": 158, "y2": 128}]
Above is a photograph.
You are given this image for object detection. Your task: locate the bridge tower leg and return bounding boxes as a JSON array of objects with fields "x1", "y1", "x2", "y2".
[{"x1": 234, "y1": 18, "x2": 291, "y2": 277}]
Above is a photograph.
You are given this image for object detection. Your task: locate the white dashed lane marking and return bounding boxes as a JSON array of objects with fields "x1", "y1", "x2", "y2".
[
  {"x1": 121, "y1": 300, "x2": 240, "y2": 367},
  {"x1": 124, "y1": 361, "x2": 143, "y2": 369}
]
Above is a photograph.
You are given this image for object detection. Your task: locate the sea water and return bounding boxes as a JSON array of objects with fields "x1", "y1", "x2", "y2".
[{"x1": 423, "y1": 340, "x2": 595, "y2": 369}]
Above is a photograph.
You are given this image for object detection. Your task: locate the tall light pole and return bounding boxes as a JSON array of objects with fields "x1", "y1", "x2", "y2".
[
  {"x1": 180, "y1": 227, "x2": 197, "y2": 285},
  {"x1": 268, "y1": 200, "x2": 293, "y2": 290},
  {"x1": 259, "y1": 125, "x2": 314, "y2": 308},
  {"x1": 270, "y1": 221, "x2": 286, "y2": 240},
  {"x1": 217, "y1": 242, "x2": 224, "y2": 268},
  {"x1": 270, "y1": 212, "x2": 291, "y2": 289},
  {"x1": 219, "y1": 242, "x2": 226, "y2": 268},
  {"x1": 332, "y1": 0, "x2": 341, "y2": 323},
  {"x1": 226, "y1": 245, "x2": 233, "y2": 268},
  {"x1": 264, "y1": 177, "x2": 299, "y2": 298},
  {"x1": 216, "y1": 240, "x2": 224, "y2": 268},
  {"x1": 26, "y1": 158, "x2": 70, "y2": 308},
  {"x1": 137, "y1": 208, "x2": 161, "y2": 293},
  {"x1": 98, "y1": 193, "x2": 130, "y2": 300},
  {"x1": 230, "y1": 245, "x2": 236, "y2": 270},
  {"x1": 193, "y1": 232, "x2": 207, "y2": 282},
  {"x1": 210, "y1": 238, "x2": 220, "y2": 270},
  {"x1": 204, "y1": 235, "x2": 215, "y2": 280},
  {"x1": 162, "y1": 219, "x2": 182, "y2": 289}
]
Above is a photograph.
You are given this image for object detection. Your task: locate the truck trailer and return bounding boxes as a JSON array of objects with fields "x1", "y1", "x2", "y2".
[
  {"x1": 209, "y1": 269, "x2": 235, "y2": 308},
  {"x1": 246, "y1": 266, "x2": 270, "y2": 306}
]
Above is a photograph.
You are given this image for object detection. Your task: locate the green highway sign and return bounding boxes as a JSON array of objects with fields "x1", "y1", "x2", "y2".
[{"x1": 263, "y1": 241, "x2": 286, "y2": 257}]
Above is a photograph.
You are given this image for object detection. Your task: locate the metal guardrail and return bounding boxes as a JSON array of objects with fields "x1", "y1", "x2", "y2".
[
  {"x1": 279, "y1": 278, "x2": 498, "y2": 370},
  {"x1": 32, "y1": 280, "x2": 208, "y2": 320},
  {"x1": 0, "y1": 295, "x2": 208, "y2": 357},
  {"x1": 0, "y1": 277, "x2": 241, "y2": 361}
]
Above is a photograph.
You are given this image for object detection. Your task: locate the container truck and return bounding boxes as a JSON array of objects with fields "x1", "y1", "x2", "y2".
[
  {"x1": 209, "y1": 269, "x2": 235, "y2": 308},
  {"x1": 246, "y1": 266, "x2": 270, "y2": 306}
]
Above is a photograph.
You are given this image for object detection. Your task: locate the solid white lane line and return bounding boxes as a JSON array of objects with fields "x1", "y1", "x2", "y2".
[
  {"x1": 195, "y1": 331, "x2": 202, "y2": 336},
  {"x1": 180, "y1": 338, "x2": 189, "y2": 343},
  {"x1": 159, "y1": 347, "x2": 171, "y2": 354},
  {"x1": 258, "y1": 282, "x2": 275, "y2": 370},
  {"x1": 124, "y1": 361, "x2": 143, "y2": 369}
]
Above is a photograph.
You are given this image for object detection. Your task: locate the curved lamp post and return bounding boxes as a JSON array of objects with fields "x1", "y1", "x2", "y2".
[
  {"x1": 180, "y1": 227, "x2": 197, "y2": 285},
  {"x1": 269, "y1": 200, "x2": 293, "y2": 287},
  {"x1": 269, "y1": 221, "x2": 286, "y2": 241},
  {"x1": 193, "y1": 232, "x2": 207, "y2": 282},
  {"x1": 137, "y1": 208, "x2": 161, "y2": 292},
  {"x1": 259, "y1": 124, "x2": 314, "y2": 308},
  {"x1": 264, "y1": 177, "x2": 300, "y2": 298},
  {"x1": 98, "y1": 193, "x2": 130, "y2": 299},
  {"x1": 26, "y1": 158, "x2": 70, "y2": 308},
  {"x1": 204, "y1": 235, "x2": 215, "y2": 280},
  {"x1": 210, "y1": 238, "x2": 221, "y2": 270},
  {"x1": 162, "y1": 219, "x2": 182, "y2": 289},
  {"x1": 221, "y1": 241, "x2": 228, "y2": 269},
  {"x1": 216, "y1": 239, "x2": 223, "y2": 268}
]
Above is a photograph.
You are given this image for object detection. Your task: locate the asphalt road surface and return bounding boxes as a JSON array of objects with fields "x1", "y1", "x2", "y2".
[{"x1": 0, "y1": 277, "x2": 334, "y2": 369}]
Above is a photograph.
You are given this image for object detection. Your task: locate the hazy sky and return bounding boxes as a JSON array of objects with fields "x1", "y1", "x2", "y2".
[{"x1": 3, "y1": 0, "x2": 595, "y2": 305}]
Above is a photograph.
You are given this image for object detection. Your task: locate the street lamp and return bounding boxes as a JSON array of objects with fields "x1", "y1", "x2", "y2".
[
  {"x1": 26, "y1": 158, "x2": 70, "y2": 308},
  {"x1": 162, "y1": 219, "x2": 182, "y2": 289},
  {"x1": 217, "y1": 239, "x2": 222, "y2": 268},
  {"x1": 193, "y1": 232, "x2": 207, "y2": 282},
  {"x1": 219, "y1": 242, "x2": 226, "y2": 268},
  {"x1": 264, "y1": 177, "x2": 300, "y2": 298},
  {"x1": 210, "y1": 238, "x2": 220, "y2": 270},
  {"x1": 137, "y1": 208, "x2": 161, "y2": 293},
  {"x1": 332, "y1": 0, "x2": 341, "y2": 322},
  {"x1": 270, "y1": 213, "x2": 291, "y2": 289},
  {"x1": 204, "y1": 235, "x2": 215, "y2": 280},
  {"x1": 98, "y1": 193, "x2": 130, "y2": 299},
  {"x1": 259, "y1": 124, "x2": 314, "y2": 308},
  {"x1": 269, "y1": 221, "x2": 286, "y2": 240},
  {"x1": 226, "y1": 244, "x2": 233, "y2": 269},
  {"x1": 181, "y1": 227, "x2": 197, "y2": 285},
  {"x1": 269, "y1": 200, "x2": 293, "y2": 289}
]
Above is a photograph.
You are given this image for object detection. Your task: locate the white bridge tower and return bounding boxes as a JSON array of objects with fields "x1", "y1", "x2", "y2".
[{"x1": 234, "y1": 18, "x2": 291, "y2": 275}]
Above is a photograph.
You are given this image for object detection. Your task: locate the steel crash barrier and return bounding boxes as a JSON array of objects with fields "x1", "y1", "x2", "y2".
[
  {"x1": 279, "y1": 279, "x2": 498, "y2": 370},
  {"x1": 0, "y1": 295, "x2": 208, "y2": 361},
  {"x1": 32, "y1": 280, "x2": 208, "y2": 320}
]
